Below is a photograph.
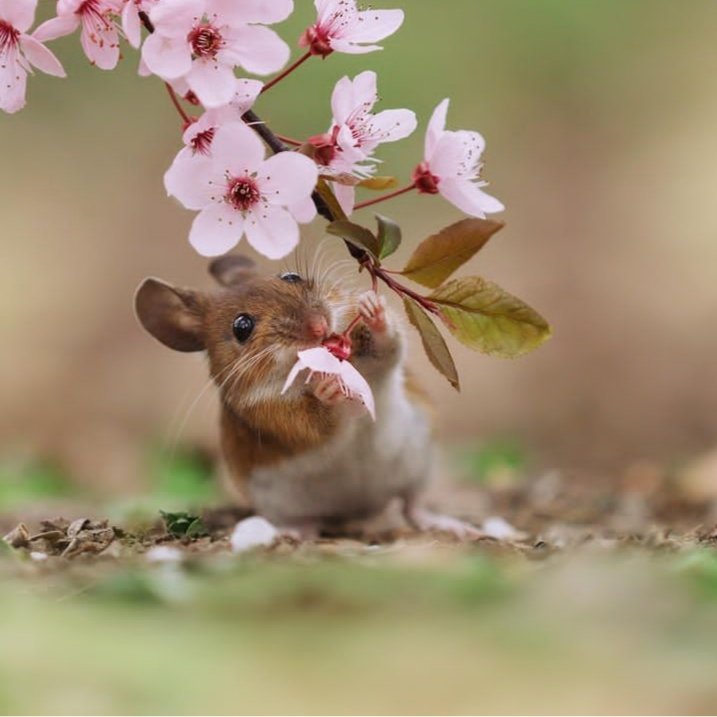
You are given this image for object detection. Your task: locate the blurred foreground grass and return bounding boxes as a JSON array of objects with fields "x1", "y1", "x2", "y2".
[{"x1": 3, "y1": 544, "x2": 717, "y2": 714}]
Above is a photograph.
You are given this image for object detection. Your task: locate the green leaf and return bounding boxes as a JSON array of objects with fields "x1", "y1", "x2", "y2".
[
  {"x1": 401, "y1": 218, "x2": 504, "y2": 288},
  {"x1": 327, "y1": 220, "x2": 381, "y2": 259},
  {"x1": 315, "y1": 178, "x2": 348, "y2": 222},
  {"x1": 403, "y1": 299, "x2": 460, "y2": 390},
  {"x1": 429, "y1": 276, "x2": 552, "y2": 358},
  {"x1": 160, "y1": 510, "x2": 207, "y2": 538},
  {"x1": 358, "y1": 176, "x2": 398, "y2": 190},
  {"x1": 376, "y1": 214, "x2": 402, "y2": 259}
]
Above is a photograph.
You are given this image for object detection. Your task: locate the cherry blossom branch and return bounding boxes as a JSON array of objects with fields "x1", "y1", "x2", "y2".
[
  {"x1": 260, "y1": 51, "x2": 312, "y2": 94},
  {"x1": 164, "y1": 83, "x2": 191, "y2": 125},
  {"x1": 275, "y1": 134, "x2": 303, "y2": 146},
  {"x1": 354, "y1": 182, "x2": 416, "y2": 210}
]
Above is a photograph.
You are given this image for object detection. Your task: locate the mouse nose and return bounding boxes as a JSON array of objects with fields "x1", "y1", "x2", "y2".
[{"x1": 306, "y1": 314, "x2": 329, "y2": 341}]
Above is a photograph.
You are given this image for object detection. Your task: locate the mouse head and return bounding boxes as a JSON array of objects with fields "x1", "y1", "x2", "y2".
[{"x1": 135, "y1": 255, "x2": 342, "y2": 409}]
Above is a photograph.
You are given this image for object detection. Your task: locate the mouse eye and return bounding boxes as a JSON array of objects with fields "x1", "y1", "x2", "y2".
[
  {"x1": 279, "y1": 272, "x2": 302, "y2": 283},
  {"x1": 232, "y1": 314, "x2": 255, "y2": 343}
]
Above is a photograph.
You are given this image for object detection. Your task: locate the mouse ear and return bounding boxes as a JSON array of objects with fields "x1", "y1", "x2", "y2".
[
  {"x1": 134, "y1": 278, "x2": 205, "y2": 352},
  {"x1": 209, "y1": 254, "x2": 257, "y2": 287}
]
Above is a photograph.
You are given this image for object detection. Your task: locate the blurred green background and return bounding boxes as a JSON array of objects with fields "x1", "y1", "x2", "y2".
[{"x1": 2, "y1": 0, "x2": 717, "y2": 490}]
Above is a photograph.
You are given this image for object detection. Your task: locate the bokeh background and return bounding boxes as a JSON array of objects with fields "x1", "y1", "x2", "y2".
[{"x1": 2, "y1": 0, "x2": 717, "y2": 496}]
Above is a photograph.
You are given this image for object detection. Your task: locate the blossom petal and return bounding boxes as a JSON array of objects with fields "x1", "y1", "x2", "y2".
[
  {"x1": 230, "y1": 77, "x2": 263, "y2": 114},
  {"x1": 189, "y1": 203, "x2": 244, "y2": 256},
  {"x1": 287, "y1": 195, "x2": 316, "y2": 224},
  {"x1": 211, "y1": 122, "x2": 265, "y2": 175},
  {"x1": 33, "y1": 13, "x2": 80, "y2": 42},
  {"x1": 149, "y1": 0, "x2": 199, "y2": 36},
  {"x1": 80, "y1": 20, "x2": 120, "y2": 70},
  {"x1": 337, "y1": 359, "x2": 375, "y2": 419},
  {"x1": 20, "y1": 35, "x2": 66, "y2": 77},
  {"x1": 333, "y1": 182, "x2": 355, "y2": 216},
  {"x1": 208, "y1": 0, "x2": 293, "y2": 24},
  {"x1": 121, "y1": 0, "x2": 142, "y2": 48},
  {"x1": 425, "y1": 98, "x2": 449, "y2": 159},
  {"x1": 439, "y1": 178, "x2": 504, "y2": 218},
  {"x1": 222, "y1": 24, "x2": 289, "y2": 75},
  {"x1": 0, "y1": 0, "x2": 36, "y2": 32},
  {"x1": 350, "y1": 8, "x2": 403, "y2": 43},
  {"x1": 256, "y1": 152, "x2": 318, "y2": 207},
  {"x1": 164, "y1": 150, "x2": 219, "y2": 210},
  {"x1": 329, "y1": 37, "x2": 381, "y2": 54},
  {"x1": 244, "y1": 205, "x2": 299, "y2": 260},
  {"x1": 330, "y1": 75, "x2": 353, "y2": 126},
  {"x1": 186, "y1": 58, "x2": 237, "y2": 108},
  {"x1": 367, "y1": 108, "x2": 417, "y2": 144},
  {"x1": 0, "y1": 53, "x2": 27, "y2": 113},
  {"x1": 141, "y1": 33, "x2": 192, "y2": 79},
  {"x1": 429, "y1": 130, "x2": 485, "y2": 179}
]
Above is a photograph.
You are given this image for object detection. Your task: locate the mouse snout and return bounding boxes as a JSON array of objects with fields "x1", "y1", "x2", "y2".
[{"x1": 305, "y1": 313, "x2": 329, "y2": 341}]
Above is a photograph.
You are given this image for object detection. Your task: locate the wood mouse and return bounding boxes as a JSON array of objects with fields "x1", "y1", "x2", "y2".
[{"x1": 135, "y1": 254, "x2": 480, "y2": 539}]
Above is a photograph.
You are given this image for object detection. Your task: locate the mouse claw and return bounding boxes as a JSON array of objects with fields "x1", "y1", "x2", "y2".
[{"x1": 358, "y1": 290, "x2": 387, "y2": 333}]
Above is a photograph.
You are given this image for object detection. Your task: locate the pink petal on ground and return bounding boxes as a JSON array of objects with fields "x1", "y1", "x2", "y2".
[
  {"x1": 424, "y1": 98, "x2": 449, "y2": 160},
  {"x1": 287, "y1": 196, "x2": 316, "y2": 224},
  {"x1": 349, "y1": 8, "x2": 403, "y2": 43},
  {"x1": 20, "y1": 35, "x2": 66, "y2": 76},
  {"x1": 141, "y1": 33, "x2": 191, "y2": 79},
  {"x1": 80, "y1": 20, "x2": 120, "y2": 70},
  {"x1": 0, "y1": 52, "x2": 27, "y2": 113},
  {"x1": 221, "y1": 24, "x2": 289, "y2": 75},
  {"x1": 121, "y1": 0, "x2": 141, "y2": 48},
  {"x1": 333, "y1": 182, "x2": 355, "y2": 216},
  {"x1": 211, "y1": 122, "x2": 265, "y2": 176},
  {"x1": 256, "y1": 152, "x2": 318, "y2": 206},
  {"x1": 208, "y1": 0, "x2": 293, "y2": 24},
  {"x1": 186, "y1": 58, "x2": 237, "y2": 108},
  {"x1": 189, "y1": 203, "x2": 244, "y2": 256},
  {"x1": 367, "y1": 108, "x2": 417, "y2": 145},
  {"x1": 148, "y1": 0, "x2": 200, "y2": 36},
  {"x1": 164, "y1": 151, "x2": 218, "y2": 210},
  {"x1": 33, "y1": 14, "x2": 80, "y2": 42},
  {"x1": 244, "y1": 205, "x2": 299, "y2": 260},
  {"x1": 0, "y1": 0, "x2": 36, "y2": 32},
  {"x1": 439, "y1": 177, "x2": 504, "y2": 218}
]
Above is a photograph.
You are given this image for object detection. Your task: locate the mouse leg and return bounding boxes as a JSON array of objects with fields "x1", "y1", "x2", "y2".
[
  {"x1": 402, "y1": 493, "x2": 484, "y2": 540},
  {"x1": 350, "y1": 291, "x2": 401, "y2": 375}
]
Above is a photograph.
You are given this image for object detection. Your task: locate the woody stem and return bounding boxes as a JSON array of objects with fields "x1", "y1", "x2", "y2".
[
  {"x1": 260, "y1": 51, "x2": 313, "y2": 94},
  {"x1": 354, "y1": 182, "x2": 417, "y2": 211},
  {"x1": 164, "y1": 83, "x2": 191, "y2": 125}
]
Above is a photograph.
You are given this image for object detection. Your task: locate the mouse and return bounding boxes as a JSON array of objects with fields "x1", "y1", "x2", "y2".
[{"x1": 134, "y1": 254, "x2": 480, "y2": 540}]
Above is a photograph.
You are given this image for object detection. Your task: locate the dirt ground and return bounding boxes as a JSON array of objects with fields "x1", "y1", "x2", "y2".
[{"x1": 4, "y1": 459, "x2": 717, "y2": 715}]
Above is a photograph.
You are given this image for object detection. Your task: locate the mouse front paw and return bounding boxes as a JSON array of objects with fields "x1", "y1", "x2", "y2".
[
  {"x1": 312, "y1": 374, "x2": 350, "y2": 406},
  {"x1": 358, "y1": 290, "x2": 387, "y2": 334}
]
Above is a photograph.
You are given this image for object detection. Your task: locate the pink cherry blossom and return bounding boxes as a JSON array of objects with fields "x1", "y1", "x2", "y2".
[
  {"x1": 300, "y1": 0, "x2": 403, "y2": 57},
  {"x1": 121, "y1": 0, "x2": 155, "y2": 48},
  {"x1": 141, "y1": 0, "x2": 292, "y2": 108},
  {"x1": 35, "y1": 0, "x2": 124, "y2": 70},
  {"x1": 413, "y1": 98, "x2": 504, "y2": 219},
  {"x1": 0, "y1": 0, "x2": 66, "y2": 113},
  {"x1": 310, "y1": 70, "x2": 416, "y2": 215},
  {"x1": 169, "y1": 122, "x2": 318, "y2": 259},
  {"x1": 164, "y1": 77, "x2": 262, "y2": 201},
  {"x1": 281, "y1": 346, "x2": 375, "y2": 419}
]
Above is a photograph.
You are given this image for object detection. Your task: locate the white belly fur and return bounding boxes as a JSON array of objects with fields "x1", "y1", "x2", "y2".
[{"x1": 247, "y1": 368, "x2": 433, "y2": 525}]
